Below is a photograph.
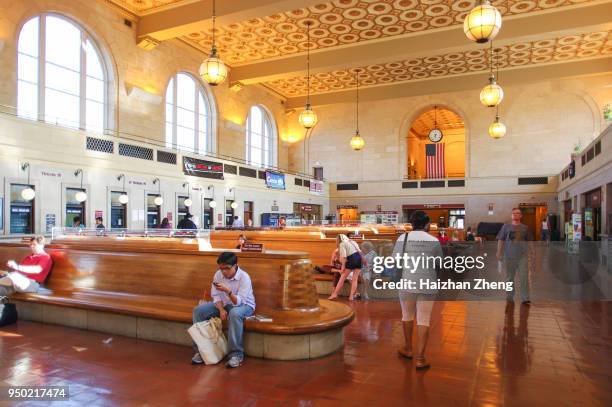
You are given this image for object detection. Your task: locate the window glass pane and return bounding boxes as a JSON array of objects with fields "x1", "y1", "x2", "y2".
[
  {"x1": 17, "y1": 81, "x2": 38, "y2": 119},
  {"x1": 176, "y1": 73, "x2": 195, "y2": 110},
  {"x1": 177, "y1": 107, "x2": 195, "y2": 130},
  {"x1": 18, "y1": 17, "x2": 39, "y2": 57},
  {"x1": 86, "y1": 100, "x2": 104, "y2": 133},
  {"x1": 86, "y1": 76, "x2": 104, "y2": 103},
  {"x1": 18, "y1": 54, "x2": 38, "y2": 83},
  {"x1": 85, "y1": 40, "x2": 104, "y2": 80},
  {"x1": 251, "y1": 131, "x2": 262, "y2": 149},
  {"x1": 198, "y1": 129, "x2": 207, "y2": 153},
  {"x1": 45, "y1": 89, "x2": 79, "y2": 127},
  {"x1": 165, "y1": 121, "x2": 173, "y2": 149},
  {"x1": 177, "y1": 126, "x2": 195, "y2": 152},
  {"x1": 198, "y1": 114, "x2": 208, "y2": 152},
  {"x1": 250, "y1": 147, "x2": 263, "y2": 167},
  {"x1": 45, "y1": 16, "x2": 81, "y2": 71},
  {"x1": 166, "y1": 78, "x2": 174, "y2": 103},
  {"x1": 250, "y1": 107, "x2": 262, "y2": 134},
  {"x1": 264, "y1": 148, "x2": 270, "y2": 167},
  {"x1": 198, "y1": 93, "x2": 209, "y2": 115},
  {"x1": 45, "y1": 63, "x2": 80, "y2": 95}
]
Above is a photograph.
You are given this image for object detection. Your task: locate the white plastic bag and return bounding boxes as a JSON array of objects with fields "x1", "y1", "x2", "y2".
[{"x1": 188, "y1": 317, "x2": 228, "y2": 365}]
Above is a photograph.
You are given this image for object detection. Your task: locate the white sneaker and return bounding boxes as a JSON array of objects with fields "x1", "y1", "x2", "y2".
[
  {"x1": 191, "y1": 352, "x2": 204, "y2": 365},
  {"x1": 225, "y1": 355, "x2": 243, "y2": 368}
]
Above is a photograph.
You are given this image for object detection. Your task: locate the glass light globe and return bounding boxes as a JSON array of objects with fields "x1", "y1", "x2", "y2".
[
  {"x1": 230, "y1": 201, "x2": 238, "y2": 209},
  {"x1": 464, "y1": 0, "x2": 502, "y2": 43},
  {"x1": 21, "y1": 187, "x2": 35, "y2": 201},
  {"x1": 489, "y1": 117, "x2": 506, "y2": 139},
  {"x1": 75, "y1": 191, "x2": 88, "y2": 202},
  {"x1": 118, "y1": 194, "x2": 129, "y2": 204},
  {"x1": 154, "y1": 196, "x2": 164, "y2": 206},
  {"x1": 350, "y1": 131, "x2": 365, "y2": 151},
  {"x1": 298, "y1": 105, "x2": 318, "y2": 129},
  {"x1": 199, "y1": 48, "x2": 228, "y2": 86},
  {"x1": 184, "y1": 198, "x2": 193, "y2": 207},
  {"x1": 208, "y1": 200, "x2": 217, "y2": 209},
  {"x1": 480, "y1": 76, "x2": 504, "y2": 107}
]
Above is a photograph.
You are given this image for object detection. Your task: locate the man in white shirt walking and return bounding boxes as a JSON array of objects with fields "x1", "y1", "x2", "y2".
[{"x1": 191, "y1": 251, "x2": 256, "y2": 368}]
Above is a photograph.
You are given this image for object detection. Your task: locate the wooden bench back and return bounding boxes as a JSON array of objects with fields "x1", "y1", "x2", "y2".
[{"x1": 0, "y1": 244, "x2": 318, "y2": 312}]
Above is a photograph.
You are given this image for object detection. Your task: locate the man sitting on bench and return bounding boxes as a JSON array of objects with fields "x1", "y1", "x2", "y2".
[
  {"x1": 191, "y1": 251, "x2": 255, "y2": 368},
  {"x1": 0, "y1": 236, "x2": 53, "y2": 298}
]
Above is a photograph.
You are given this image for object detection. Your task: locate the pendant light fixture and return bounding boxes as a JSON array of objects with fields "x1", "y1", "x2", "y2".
[
  {"x1": 182, "y1": 183, "x2": 193, "y2": 207},
  {"x1": 298, "y1": 21, "x2": 318, "y2": 129},
  {"x1": 489, "y1": 104, "x2": 506, "y2": 139},
  {"x1": 464, "y1": 0, "x2": 502, "y2": 44},
  {"x1": 20, "y1": 163, "x2": 35, "y2": 201},
  {"x1": 74, "y1": 169, "x2": 87, "y2": 202},
  {"x1": 350, "y1": 69, "x2": 365, "y2": 151},
  {"x1": 199, "y1": 0, "x2": 228, "y2": 86},
  {"x1": 117, "y1": 174, "x2": 129, "y2": 204},
  {"x1": 153, "y1": 178, "x2": 163, "y2": 206},
  {"x1": 480, "y1": 44, "x2": 504, "y2": 107}
]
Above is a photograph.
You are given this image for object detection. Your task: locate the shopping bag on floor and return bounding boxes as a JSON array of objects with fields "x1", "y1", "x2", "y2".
[
  {"x1": 188, "y1": 317, "x2": 228, "y2": 365},
  {"x1": 0, "y1": 301, "x2": 18, "y2": 327}
]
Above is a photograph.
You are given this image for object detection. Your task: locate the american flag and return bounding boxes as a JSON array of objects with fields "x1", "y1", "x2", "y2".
[{"x1": 426, "y1": 143, "x2": 445, "y2": 179}]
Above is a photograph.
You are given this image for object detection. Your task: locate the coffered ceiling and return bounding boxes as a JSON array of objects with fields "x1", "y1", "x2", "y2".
[
  {"x1": 108, "y1": 0, "x2": 612, "y2": 106},
  {"x1": 411, "y1": 107, "x2": 464, "y2": 137}
]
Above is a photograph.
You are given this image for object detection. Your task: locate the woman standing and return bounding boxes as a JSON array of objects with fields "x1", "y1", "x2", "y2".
[
  {"x1": 328, "y1": 234, "x2": 362, "y2": 301},
  {"x1": 394, "y1": 211, "x2": 442, "y2": 369}
]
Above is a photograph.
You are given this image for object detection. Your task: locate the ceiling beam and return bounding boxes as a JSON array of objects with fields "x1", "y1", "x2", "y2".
[
  {"x1": 138, "y1": 0, "x2": 325, "y2": 41},
  {"x1": 284, "y1": 57, "x2": 612, "y2": 109},
  {"x1": 230, "y1": 2, "x2": 612, "y2": 84}
]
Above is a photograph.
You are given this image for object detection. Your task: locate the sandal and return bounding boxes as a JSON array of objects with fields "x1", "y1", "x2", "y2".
[
  {"x1": 398, "y1": 349, "x2": 413, "y2": 359},
  {"x1": 327, "y1": 295, "x2": 338, "y2": 300},
  {"x1": 415, "y1": 357, "x2": 430, "y2": 370}
]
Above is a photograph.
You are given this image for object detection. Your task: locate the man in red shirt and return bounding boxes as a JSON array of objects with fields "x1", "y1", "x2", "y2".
[{"x1": 0, "y1": 236, "x2": 53, "y2": 297}]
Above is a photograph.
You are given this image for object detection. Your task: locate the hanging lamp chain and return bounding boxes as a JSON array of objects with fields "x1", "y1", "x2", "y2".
[
  {"x1": 306, "y1": 22, "x2": 311, "y2": 106},
  {"x1": 212, "y1": 0, "x2": 216, "y2": 49},
  {"x1": 356, "y1": 70, "x2": 359, "y2": 132}
]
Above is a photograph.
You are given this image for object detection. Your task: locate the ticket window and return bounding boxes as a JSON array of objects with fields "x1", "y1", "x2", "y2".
[
  {"x1": 146, "y1": 194, "x2": 161, "y2": 229},
  {"x1": 202, "y1": 198, "x2": 214, "y2": 230},
  {"x1": 10, "y1": 184, "x2": 35, "y2": 234},
  {"x1": 448, "y1": 209, "x2": 465, "y2": 229},
  {"x1": 337, "y1": 207, "x2": 359, "y2": 223},
  {"x1": 110, "y1": 191, "x2": 127, "y2": 229},
  {"x1": 225, "y1": 200, "x2": 235, "y2": 226},
  {"x1": 243, "y1": 201, "x2": 254, "y2": 226},
  {"x1": 65, "y1": 188, "x2": 86, "y2": 227},
  {"x1": 177, "y1": 196, "x2": 189, "y2": 225}
]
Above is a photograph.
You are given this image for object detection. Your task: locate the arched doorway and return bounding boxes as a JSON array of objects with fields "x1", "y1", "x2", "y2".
[{"x1": 406, "y1": 106, "x2": 466, "y2": 180}]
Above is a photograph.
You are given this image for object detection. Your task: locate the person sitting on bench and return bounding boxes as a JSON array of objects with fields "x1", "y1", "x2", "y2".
[
  {"x1": 191, "y1": 251, "x2": 255, "y2": 368},
  {"x1": 0, "y1": 236, "x2": 53, "y2": 297}
]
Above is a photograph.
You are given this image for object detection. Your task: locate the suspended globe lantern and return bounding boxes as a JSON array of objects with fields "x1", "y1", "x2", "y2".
[
  {"x1": 464, "y1": 0, "x2": 502, "y2": 44},
  {"x1": 299, "y1": 105, "x2": 318, "y2": 129},
  {"x1": 208, "y1": 200, "x2": 217, "y2": 208},
  {"x1": 75, "y1": 191, "x2": 88, "y2": 203},
  {"x1": 199, "y1": 0, "x2": 228, "y2": 86},
  {"x1": 154, "y1": 195, "x2": 164, "y2": 206},
  {"x1": 118, "y1": 193, "x2": 129, "y2": 204},
  {"x1": 230, "y1": 201, "x2": 238, "y2": 209},
  {"x1": 489, "y1": 115, "x2": 506, "y2": 139},
  {"x1": 184, "y1": 198, "x2": 193, "y2": 207},
  {"x1": 21, "y1": 187, "x2": 35, "y2": 201},
  {"x1": 350, "y1": 131, "x2": 365, "y2": 151},
  {"x1": 480, "y1": 74, "x2": 504, "y2": 107}
]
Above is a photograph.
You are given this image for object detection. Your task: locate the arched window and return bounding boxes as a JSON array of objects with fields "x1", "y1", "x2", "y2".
[
  {"x1": 246, "y1": 105, "x2": 277, "y2": 168},
  {"x1": 165, "y1": 73, "x2": 213, "y2": 154},
  {"x1": 17, "y1": 14, "x2": 108, "y2": 132}
]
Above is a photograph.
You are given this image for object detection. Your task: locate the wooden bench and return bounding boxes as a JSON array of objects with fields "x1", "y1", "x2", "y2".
[{"x1": 0, "y1": 242, "x2": 353, "y2": 360}]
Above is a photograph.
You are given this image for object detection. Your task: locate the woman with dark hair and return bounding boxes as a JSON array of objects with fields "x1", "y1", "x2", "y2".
[
  {"x1": 393, "y1": 210, "x2": 442, "y2": 369},
  {"x1": 159, "y1": 218, "x2": 172, "y2": 229}
]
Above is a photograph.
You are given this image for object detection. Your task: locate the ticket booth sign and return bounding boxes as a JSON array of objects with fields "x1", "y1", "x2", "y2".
[{"x1": 241, "y1": 243, "x2": 264, "y2": 253}]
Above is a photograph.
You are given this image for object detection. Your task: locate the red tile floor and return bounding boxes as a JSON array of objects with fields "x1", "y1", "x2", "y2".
[{"x1": 1, "y1": 300, "x2": 611, "y2": 406}]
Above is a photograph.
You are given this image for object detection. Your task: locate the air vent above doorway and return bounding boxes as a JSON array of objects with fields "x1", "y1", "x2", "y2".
[
  {"x1": 518, "y1": 177, "x2": 548, "y2": 185},
  {"x1": 86, "y1": 137, "x2": 113, "y2": 154},
  {"x1": 119, "y1": 143, "x2": 153, "y2": 161},
  {"x1": 337, "y1": 183, "x2": 358, "y2": 191}
]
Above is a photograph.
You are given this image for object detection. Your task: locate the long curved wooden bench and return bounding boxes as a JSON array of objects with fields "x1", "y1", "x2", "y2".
[{"x1": 0, "y1": 242, "x2": 354, "y2": 360}]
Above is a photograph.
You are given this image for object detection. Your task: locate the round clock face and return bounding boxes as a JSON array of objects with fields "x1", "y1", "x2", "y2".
[{"x1": 428, "y1": 128, "x2": 443, "y2": 143}]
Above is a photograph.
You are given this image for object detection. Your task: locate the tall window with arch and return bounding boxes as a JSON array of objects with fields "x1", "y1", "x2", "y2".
[
  {"x1": 165, "y1": 73, "x2": 213, "y2": 154},
  {"x1": 246, "y1": 105, "x2": 277, "y2": 168},
  {"x1": 17, "y1": 14, "x2": 108, "y2": 132}
]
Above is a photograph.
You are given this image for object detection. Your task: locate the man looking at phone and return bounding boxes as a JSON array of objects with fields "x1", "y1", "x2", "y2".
[{"x1": 191, "y1": 251, "x2": 256, "y2": 368}]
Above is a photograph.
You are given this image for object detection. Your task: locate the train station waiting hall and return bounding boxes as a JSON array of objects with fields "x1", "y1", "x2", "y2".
[{"x1": 0, "y1": 0, "x2": 611, "y2": 405}]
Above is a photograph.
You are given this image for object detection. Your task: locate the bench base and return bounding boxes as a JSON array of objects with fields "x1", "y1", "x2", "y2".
[{"x1": 12, "y1": 300, "x2": 346, "y2": 360}]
